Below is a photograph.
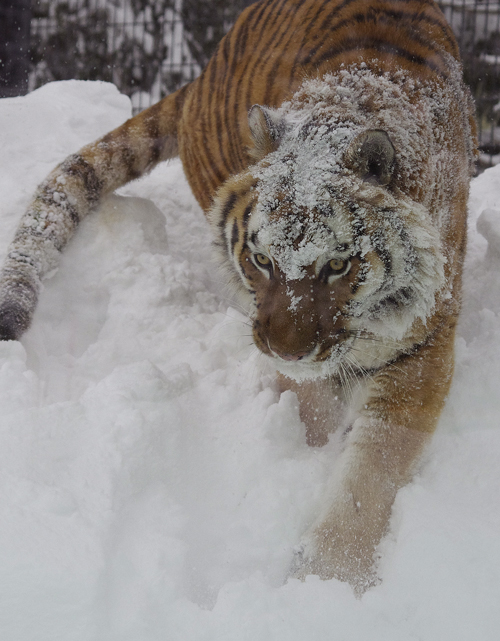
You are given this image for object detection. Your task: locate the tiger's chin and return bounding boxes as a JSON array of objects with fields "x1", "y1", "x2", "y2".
[
  {"x1": 266, "y1": 341, "x2": 356, "y2": 383},
  {"x1": 273, "y1": 358, "x2": 340, "y2": 383}
]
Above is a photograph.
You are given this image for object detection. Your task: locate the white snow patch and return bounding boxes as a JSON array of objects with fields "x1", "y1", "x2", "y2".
[{"x1": 0, "y1": 80, "x2": 498, "y2": 640}]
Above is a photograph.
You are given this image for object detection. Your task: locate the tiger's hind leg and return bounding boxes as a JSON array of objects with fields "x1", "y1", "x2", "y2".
[{"x1": 0, "y1": 84, "x2": 190, "y2": 341}]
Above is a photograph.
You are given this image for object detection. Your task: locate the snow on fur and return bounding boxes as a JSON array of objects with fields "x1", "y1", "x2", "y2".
[{"x1": 249, "y1": 66, "x2": 460, "y2": 343}]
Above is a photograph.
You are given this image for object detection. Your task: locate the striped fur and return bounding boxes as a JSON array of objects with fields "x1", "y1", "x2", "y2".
[{"x1": 0, "y1": 0, "x2": 477, "y2": 592}]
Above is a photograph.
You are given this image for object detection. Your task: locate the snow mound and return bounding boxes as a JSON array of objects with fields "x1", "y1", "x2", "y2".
[{"x1": 0, "y1": 81, "x2": 499, "y2": 640}]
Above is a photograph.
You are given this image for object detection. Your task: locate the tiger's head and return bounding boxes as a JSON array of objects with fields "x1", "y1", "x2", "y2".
[{"x1": 209, "y1": 71, "x2": 447, "y2": 381}]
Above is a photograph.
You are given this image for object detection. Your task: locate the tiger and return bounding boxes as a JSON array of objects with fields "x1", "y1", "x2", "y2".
[{"x1": 0, "y1": 0, "x2": 477, "y2": 594}]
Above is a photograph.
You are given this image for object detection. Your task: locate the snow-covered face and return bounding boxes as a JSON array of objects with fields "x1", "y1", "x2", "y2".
[
  {"x1": 246, "y1": 198, "x2": 362, "y2": 373},
  {"x1": 212, "y1": 168, "x2": 445, "y2": 381},
  {"x1": 241, "y1": 183, "x2": 445, "y2": 381},
  {"x1": 210, "y1": 70, "x2": 447, "y2": 380}
]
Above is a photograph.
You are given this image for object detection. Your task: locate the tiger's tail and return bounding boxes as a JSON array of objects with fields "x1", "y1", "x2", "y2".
[{"x1": 0, "y1": 84, "x2": 190, "y2": 340}]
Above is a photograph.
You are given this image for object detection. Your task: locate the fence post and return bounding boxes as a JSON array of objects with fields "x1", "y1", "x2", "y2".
[{"x1": 0, "y1": 0, "x2": 32, "y2": 98}]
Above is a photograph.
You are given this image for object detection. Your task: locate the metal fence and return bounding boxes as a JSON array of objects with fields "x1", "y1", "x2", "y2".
[
  {"x1": 30, "y1": 0, "x2": 199, "y2": 113},
  {"x1": 29, "y1": 0, "x2": 252, "y2": 113},
  {"x1": 22, "y1": 0, "x2": 500, "y2": 167},
  {"x1": 440, "y1": 1, "x2": 500, "y2": 167}
]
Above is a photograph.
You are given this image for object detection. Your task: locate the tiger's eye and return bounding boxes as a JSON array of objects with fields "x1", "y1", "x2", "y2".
[
  {"x1": 256, "y1": 253, "x2": 271, "y2": 266},
  {"x1": 329, "y1": 258, "x2": 345, "y2": 272}
]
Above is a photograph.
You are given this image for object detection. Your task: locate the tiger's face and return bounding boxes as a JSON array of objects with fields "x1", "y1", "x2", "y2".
[
  {"x1": 210, "y1": 72, "x2": 447, "y2": 381},
  {"x1": 245, "y1": 203, "x2": 359, "y2": 363},
  {"x1": 213, "y1": 176, "x2": 445, "y2": 381}
]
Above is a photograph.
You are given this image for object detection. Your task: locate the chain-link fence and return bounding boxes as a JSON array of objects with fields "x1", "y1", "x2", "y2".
[
  {"x1": 440, "y1": 1, "x2": 500, "y2": 167},
  {"x1": 28, "y1": 0, "x2": 253, "y2": 113},
  {"x1": 2, "y1": 0, "x2": 500, "y2": 167}
]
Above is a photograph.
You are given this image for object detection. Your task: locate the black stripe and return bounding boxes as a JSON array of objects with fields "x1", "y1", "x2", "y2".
[
  {"x1": 311, "y1": 37, "x2": 448, "y2": 77},
  {"x1": 310, "y1": 9, "x2": 453, "y2": 64},
  {"x1": 383, "y1": 210, "x2": 418, "y2": 273},
  {"x1": 191, "y1": 66, "x2": 206, "y2": 122},
  {"x1": 221, "y1": 4, "x2": 267, "y2": 174},
  {"x1": 298, "y1": 0, "x2": 368, "y2": 68},
  {"x1": 204, "y1": 43, "x2": 224, "y2": 180},
  {"x1": 248, "y1": 0, "x2": 276, "y2": 45},
  {"x1": 261, "y1": 0, "x2": 307, "y2": 105},
  {"x1": 214, "y1": 29, "x2": 236, "y2": 175},
  {"x1": 290, "y1": 0, "x2": 355, "y2": 76},
  {"x1": 150, "y1": 138, "x2": 164, "y2": 165},
  {"x1": 350, "y1": 260, "x2": 367, "y2": 295},
  {"x1": 231, "y1": 219, "x2": 239, "y2": 255},
  {"x1": 253, "y1": 0, "x2": 289, "y2": 55},
  {"x1": 214, "y1": 2, "x2": 269, "y2": 175},
  {"x1": 143, "y1": 104, "x2": 163, "y2": 164},
  {"x1": 218, "y1": 191, "x2": 238, "y2": 232},
  {"x1": 221, "y1": 25, "x2": 242, "y2": 173},
  {"x1": 63, "y1": 155, "x2": 103, "y2": 204},
  {"x1": 37, "y1": 188, "x2": 80, "y2": 226},
  {"x1": 242, "y1": 202, "x2": 253, "y2": 225},
  {"x1": 376, "y1": 246, "x2": 392, "y2": 278},
  {"x1": 224, "y1": 19, "x2": 251, "y2": 170},
  {"x1": 352, "y1": 214, "x2": 367, "y2": 237},
  {"x1": 350, "y1": 282, "x2": 362, "y2": 295},
  {"x1": 200, "y1": 119, "x2": 225, "y2": 189},
  {"x1": 387, "y1": 313, "x2": 452, "y2": 368},
  {"x1": 118, "y1": 123, "x2": 144, "y2": 182},
  {"x1": 211, "y1": 100, "x2": 232, "y2": 179},
  {"x1": 302, "y1": 3, "x2": 452, "y2": 67},
  {"x1": 290, "y1": 0, "x2": 348, "y2": 84},
  {"x1": 242, "y1": 202, "x2": 254, "y2": 247},
  {"x1": 244, "y1": 0, "x2": 295, "y2": 109}
]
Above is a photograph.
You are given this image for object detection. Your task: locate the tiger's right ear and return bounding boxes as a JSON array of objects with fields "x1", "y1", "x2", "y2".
[{"x1": 248, "y1": 105, "x2": 286, "y2": 160}]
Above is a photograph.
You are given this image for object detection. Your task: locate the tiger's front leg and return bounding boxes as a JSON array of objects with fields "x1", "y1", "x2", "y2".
[
  {"x1": 291, "y1": 323, "x2": 456, "y2": 594},
  {"x1": 276, "y1": 374, "x2": 347, "y2": 447}
]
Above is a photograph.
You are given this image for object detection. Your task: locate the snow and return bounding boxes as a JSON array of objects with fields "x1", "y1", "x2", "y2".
[{"x1": 0, "y1": 80, "x2": 499, "y2": 640}]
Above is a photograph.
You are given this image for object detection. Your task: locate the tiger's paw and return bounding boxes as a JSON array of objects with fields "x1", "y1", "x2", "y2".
[{"x1": 289, "y1": 533, "x2": 379, "y2": 596}]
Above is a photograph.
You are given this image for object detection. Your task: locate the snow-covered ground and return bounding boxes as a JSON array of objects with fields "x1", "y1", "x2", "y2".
[{"x1": 0, "y1": 80, "x2": 499, "y2": 640}]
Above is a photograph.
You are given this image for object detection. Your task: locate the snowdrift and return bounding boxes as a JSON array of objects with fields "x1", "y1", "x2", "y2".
[{"x1": 0, "y1": 81, "x2": 499, "y2": 640}]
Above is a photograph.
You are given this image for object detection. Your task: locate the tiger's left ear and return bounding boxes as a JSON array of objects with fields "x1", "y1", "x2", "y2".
[
  {"x1": 344, "y1": 130, "x2": 396, "y2": 186},
  {"x1": 248, "y1": 105, "x2": 286, "y2": 160}
]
